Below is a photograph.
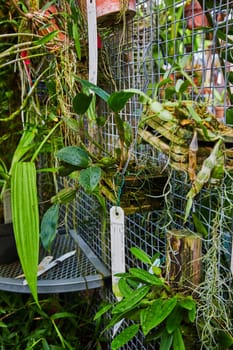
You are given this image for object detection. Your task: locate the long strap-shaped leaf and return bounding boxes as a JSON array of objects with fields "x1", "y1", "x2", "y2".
[{"x1": 11, "y1": 162, "x2": 39, "y2": 305}]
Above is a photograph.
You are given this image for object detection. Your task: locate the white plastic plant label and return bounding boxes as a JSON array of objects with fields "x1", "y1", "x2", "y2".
[
  {"x1": 110, "y1": 206, "x2": 125, "y2": 300},
  {"x1": 87, "y1": 0, "x2": 97, "y2": 85}
]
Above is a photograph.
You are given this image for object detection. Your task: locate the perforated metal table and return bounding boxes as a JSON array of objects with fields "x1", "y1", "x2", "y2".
[{"x1": 0, "y1": 230, "x2": 110, "y2": 294}]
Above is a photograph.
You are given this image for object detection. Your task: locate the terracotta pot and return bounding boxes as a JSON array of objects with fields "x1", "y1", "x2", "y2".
[
  {"x1": 0, "y1": 223, "x2": 18, "y2": 264},
  {"x1": 96, "y1": 0, "x2": 136, "y2": 24},
  {"x1": 184, "y1": 0, "x2": 209, "y2": 29},
  {"x1": 36, "y1": 4, "x2": 67, "y2": 51},
  {"x1": 215, "y1": 106, "x2": 225, "y2": 122}
]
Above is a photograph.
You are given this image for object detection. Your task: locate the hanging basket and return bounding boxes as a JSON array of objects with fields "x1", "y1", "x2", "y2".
[
  {"x1": 138, "y1": 101, "x2": 233, "y2": 174},
  {"x1": 96, "y1": 0, "x2": 136, "y2": 24}
]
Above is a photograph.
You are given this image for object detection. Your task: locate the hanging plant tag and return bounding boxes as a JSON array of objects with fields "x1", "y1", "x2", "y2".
[
  {"x1": 110, "y1": 206, "x2": 125, "y2": 300},
  {"x1": 110, "y1": 206, "x2": 125, "y2": 337},
  {"x1": 87, "y1": 0, "x2": 97, "y2": 85}
]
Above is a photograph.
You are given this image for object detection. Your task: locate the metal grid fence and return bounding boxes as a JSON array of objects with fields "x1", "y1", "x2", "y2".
[{"x1": 60, "y1": 1, "x2": 233, "y2": 349}]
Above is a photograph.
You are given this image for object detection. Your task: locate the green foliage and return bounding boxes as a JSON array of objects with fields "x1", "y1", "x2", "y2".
[
  {"x1": 130, "y1": 247, "x2": 152, "y2": 265},
  {"x1": 33, "y1": 31, "x2": 60, "y2": 47},
  {"x1": 95, "y1": 247, "x2": 197, "y2": 350},
  {"x1": 72, "y1": 22, "x2": 81, "y2": 60},
  {"x1": 0, "y1": 290, "x2": 107, "y2": 349},
  {"x1": 76, "y1": 78, "x2": 110, "y2": 103},
  {"x1": 72, "y1": 93, "x2": 93, "y2": 115},
  {"x1": 40, "y1": 146, "x2": 105, "y2": 251},
  {"x1": 40, "y1": 204, "x2": 59, "y2": 251},
  {"x1": 0, "y1": 128, "x2": 38, "y2": 197},
  {"x1": 78, "y1": 166, "x2": 102, "y2": 193},
  {"x1": 112, "y1": 285, "x2": 150, "y2": 315},
  {"x1": 111, "y1": 324, "x2": 140, "y2": 350},
  {"x1": 108, "y1": 91, "x2": 136, "y2": 113},
  {"x1": 11, "y1": 162, "x2": 40, "y2": 305},
  {"x1": 56, "y1": 146, "x2": 91, "y2": 169}
]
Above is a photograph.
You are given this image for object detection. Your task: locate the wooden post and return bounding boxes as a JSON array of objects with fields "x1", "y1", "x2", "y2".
[{"x1": 166, "y1": 229, "x2": 202, "y2": 288}]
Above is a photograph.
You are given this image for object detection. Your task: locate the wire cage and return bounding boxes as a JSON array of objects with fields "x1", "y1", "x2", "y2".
[
  {"x1": 75, "y1": 0, "x2": 233, "y2": 349},
  {"x1": 1, "y1": 0, "x2": 233, "y2": 349}
]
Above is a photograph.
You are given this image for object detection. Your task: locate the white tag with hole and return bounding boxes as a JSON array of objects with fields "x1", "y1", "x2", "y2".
[
  {"x1": 87, "y1": 0, "x2": 97, "y2": 85},
  {"x1": 110, "y1": 206, "x2": 125, "y2": 300},
  {"x1": 110, "y1": 206, "x2": 125, "y2": 336}
]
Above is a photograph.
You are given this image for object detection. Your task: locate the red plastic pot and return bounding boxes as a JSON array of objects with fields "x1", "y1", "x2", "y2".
[{"x1": 96, "y1": 0, "x2": 136, "y2": 24}]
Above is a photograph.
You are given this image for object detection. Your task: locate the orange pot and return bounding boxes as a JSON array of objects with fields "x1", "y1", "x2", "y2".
[
  {"x1": 215, "y1": 106, "x2": 225, "y2": 122},
  {"x1": 184, "y1": 0, "x2": 209, "y2": 29},
  {"x1": 96, "y1": 0, "x2": 136, "y2": 24},
  {"x1": 36, "y1": 5, "x2": 67, "y2": 51}
]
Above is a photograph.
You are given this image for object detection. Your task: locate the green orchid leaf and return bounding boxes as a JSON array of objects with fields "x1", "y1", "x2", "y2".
[
  {"x1": 188, "y1": 306, "x2": 196, "y2": 323},
  {"x1": 160, "y1": 329, "x2": 173, "y2": 350},
  {"x1": 56, "y1": 146, "x2": 90, "y2": 168},
  {"x1": 112, "y1": 285, "x2": 150, "y2": 315},
  {"x1": 129, "y1": 268, "x2": 164, "y2": 286},
  {"x1": 178, "y1": 296, "x2": 196, "y2": 311},
  {"x1": 102, "y1": 313, "x2": 126, "y2": 333},
  {"x1": 75, "y1": 78, "x2": 110, "y2": 102},
  {"x1": 123, "y1": 121, "x2": 133, "y2": 147},
  {"x1": 62, "y1": 117, "x2": 80, "y2": 132},
  {"x1": 118, "y1": 278, "x2": 133, "y2": 298},
  {"x1": 0, "y1": 159, "x2": 8, "y2": 174},
  {"x1": 152, "y1": 266, "x2": 162, "y2": 276},
  {"x1": 40, "y1": 204, "x2": 59, "y2": 251},
  {"x1": 172, "y1": 328, "x2": 185, "y2": 350},
  {"x1": 108, "y1": 91, "x2": 135, "y2": 113},
  {"x1": 166, "y1": 306, "x2": 183, "y2": 334},
  {"x1": 175, "y1": 79, "x2": 185, "y2": 93},
  {"x1": 0, "y1": 321, "x2": 7, "y2": 328},
  {"x1": 11, "y1": 162, "x2": 39, "y2": 305},
  {"x1": 130, "y1": 247, "x2": 152, "y2": 265},
  {"x1": 72, "y1": 93, "x2": 93, "y2": 115},
  {"x1": 42, "y1": 339, "x2": 50, "y2": 350},
  {"x1": 141, "y1": 297, "x2": 177, "y2": 336},
  {"x1": 78, "y1": 166, "x2": 102, "y2": 193},
  {"x1": 11, "y1": 128, "x2": 37, "y2": 167},
  {"x1": 50, "y1": 312, "x2": 77, "y2": 320},
  {"x1": 94, "y1": 304, "x2": 113, "y2": 321},
  {"x1": 111, "y1": 324, "x2": 139, "y2": 350},
  {"x1": 33, "y1": 30, "x2": 59, "y2": 46},
  {"x1": 123, "y1": 88, "x2": 151, "y2": 103},
  {"x1": 51, "y1": 187, "x2": 77, "y2": 204},
  {"x1": 192, "y1": 213, "x2": 208, "y2": 238},
  {"x1": 72, "y1": 22, "x2": 81, "y2": 60}
]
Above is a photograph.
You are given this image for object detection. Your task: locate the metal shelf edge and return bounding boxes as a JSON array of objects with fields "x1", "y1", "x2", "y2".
[{"x1": 0, "y1": 230, "x2": 111, "y2": 294}]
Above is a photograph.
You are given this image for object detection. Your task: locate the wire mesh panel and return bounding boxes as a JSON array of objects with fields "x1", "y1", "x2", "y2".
[
  {"x1": 61, "y1": 190, "x2": 168, "y2": 273},
  {"x1": 58, "y1": 0, "x2": 233, "y2": 349}
]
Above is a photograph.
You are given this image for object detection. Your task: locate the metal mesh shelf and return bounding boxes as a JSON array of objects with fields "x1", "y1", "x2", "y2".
[{"x1": 0, "y1": 230, "x2": 110, "y2": 294}]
